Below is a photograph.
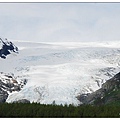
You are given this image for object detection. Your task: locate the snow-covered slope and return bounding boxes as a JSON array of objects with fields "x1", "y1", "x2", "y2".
[{"x1": 1, "y1": 40, "x2": 120, "y2": 105}]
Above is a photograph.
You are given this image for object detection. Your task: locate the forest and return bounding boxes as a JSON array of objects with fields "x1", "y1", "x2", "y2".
[{"x1": 0, "y1": 102, "x2": 120, "y2": 118}]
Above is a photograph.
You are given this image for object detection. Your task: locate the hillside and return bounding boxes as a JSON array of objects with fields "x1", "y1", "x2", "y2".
[{"x1": 78, "y1": 72, "x2": 120, "y2": 105}]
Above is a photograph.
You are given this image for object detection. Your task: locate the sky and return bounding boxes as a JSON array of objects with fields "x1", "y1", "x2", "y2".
[{"x1": 0, "y1": 2, "x2": 120, "y2": 42}]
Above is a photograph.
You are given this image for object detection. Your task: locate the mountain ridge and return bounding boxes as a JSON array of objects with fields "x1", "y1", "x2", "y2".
[{"x1": 0, "y1": 37, "x2": 18, "y2": 59}]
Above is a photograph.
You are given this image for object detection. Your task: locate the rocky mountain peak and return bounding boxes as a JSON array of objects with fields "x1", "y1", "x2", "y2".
[{"x1": 0, "y1": 37, "x2": 18, "y2": 59}]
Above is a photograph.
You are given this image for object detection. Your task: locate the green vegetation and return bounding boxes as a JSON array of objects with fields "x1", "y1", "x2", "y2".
[
  {"x1": 0, "y1": 102, "x2": 120, "y2": 118},
  {"x1": 93, "y1": 85, "x2": 120, "y2": 105}
]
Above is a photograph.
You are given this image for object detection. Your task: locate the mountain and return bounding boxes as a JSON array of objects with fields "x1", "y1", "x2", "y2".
[
  {"x1": 2, "y1": 40, "x2": 120, "y2": 105},
  {"x1": 0, "y1": 38, "x2": 120, "y2": 105},
  {"x1": 0, "y1": 37, "x2": 18, "y2": 59}
]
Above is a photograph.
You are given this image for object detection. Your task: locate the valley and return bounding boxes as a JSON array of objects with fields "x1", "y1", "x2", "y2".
[{"x1": 0, "y1": 38, "x2": 120, "y2": 105}]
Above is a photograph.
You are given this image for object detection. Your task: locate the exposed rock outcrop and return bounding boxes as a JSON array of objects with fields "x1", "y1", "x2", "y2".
[
  {"x1": 0, "y1": 88, "x2": 8, "y2": 103},
  {"x1": 0, "y1": 73, "x2": 27, "y2": 103},
  {"x1": 0, "y1": 37, "x2": 18, "y2": 59}
]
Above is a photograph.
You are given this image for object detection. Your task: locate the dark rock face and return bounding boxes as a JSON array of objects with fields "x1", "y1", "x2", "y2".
[
  {"x1": 0, "y1": 38, "x2": 18, "y2": 59},
  {"x1": 77, "y1": 72, "x2": 120, "y2": 105},
  {"x1": 0, "y1": 79, "x2": 20, "y2": 103},
  {"x1": 13, "y1": 99, "x2": 30, "y2": 103},
  {"x1": 0, "y1": 73, "x2": 28, "y2": 103},
  {"x1": 0, "y1": 88, "x2": 8, "y2": 103}
]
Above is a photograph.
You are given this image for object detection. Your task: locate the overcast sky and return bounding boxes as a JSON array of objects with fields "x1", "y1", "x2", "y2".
[{"x1": 0, "y1": 3, "x2": 120, "y2": 42}]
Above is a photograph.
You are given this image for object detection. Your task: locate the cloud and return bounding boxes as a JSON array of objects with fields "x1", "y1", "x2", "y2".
[{"x1": 0, "y1": 3, "x2": 120, "y2": 42}]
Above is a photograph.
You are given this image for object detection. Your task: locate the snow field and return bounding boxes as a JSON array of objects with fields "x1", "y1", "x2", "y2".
[{"x1": 2, "y1": 41, "x2": 120, "y2": 105}]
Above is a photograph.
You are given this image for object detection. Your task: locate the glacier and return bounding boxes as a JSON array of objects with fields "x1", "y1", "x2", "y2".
[{"x1": 0, "y1": 40, "x2": 120, "y2": 105}]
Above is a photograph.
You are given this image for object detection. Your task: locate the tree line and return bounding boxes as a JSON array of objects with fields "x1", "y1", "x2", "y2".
[{"x1": 0, "y1": 102, "x2": 120, "y2": 118}]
